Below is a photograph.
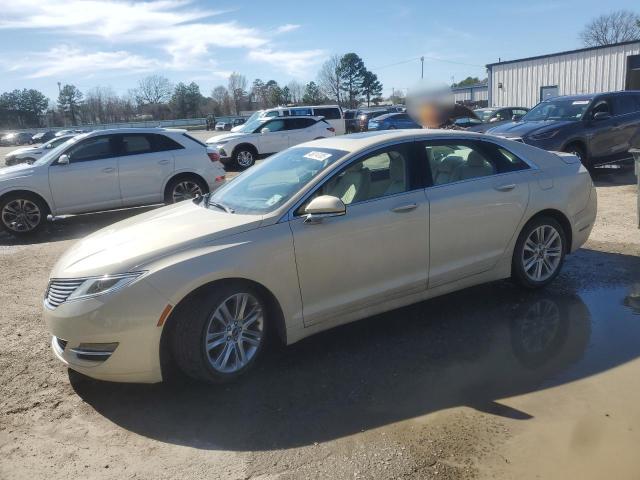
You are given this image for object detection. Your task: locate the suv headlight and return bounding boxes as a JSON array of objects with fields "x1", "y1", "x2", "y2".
[
  {"x1": 529, "y1": 129, "x2": 560, "y2": 140},
  {"x1": 67, "y1": 272, "x2": 145, "y2": 301}
]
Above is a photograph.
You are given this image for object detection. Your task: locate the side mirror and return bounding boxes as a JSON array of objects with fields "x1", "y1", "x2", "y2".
[
  {"x1": 512, "y1": 114, "x2": 523, "y2": 121},
  {"x1": 593, "y1": 111, "x2": 611, "y2": 121},
  {"x1": 260, "y1": 127, "x2": 270, "y2": 134},
  {"x1": 57, "y1": 154, "x2": 70, "y2": 165},
  {"x1": 304, "y1": 195, "x2": 346, "y2": 224}
]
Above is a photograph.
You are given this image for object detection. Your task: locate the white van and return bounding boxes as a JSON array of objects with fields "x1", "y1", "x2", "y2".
[{"x1": 262, "y1": 105, "x2": 345, "y2": 135}]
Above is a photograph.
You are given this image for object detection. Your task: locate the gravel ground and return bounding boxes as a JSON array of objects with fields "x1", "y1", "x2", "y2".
[{"x1": 0, "y1": 139, "x2": 639, "y2": 479}]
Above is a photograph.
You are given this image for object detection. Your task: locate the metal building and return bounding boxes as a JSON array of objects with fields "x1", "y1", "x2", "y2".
[
  {"x1": 487, "y1": 40, "x2": 640, "y2": 108},
  {"x1": 451, "y1": 83, "x2": 488, "y2": 107}
]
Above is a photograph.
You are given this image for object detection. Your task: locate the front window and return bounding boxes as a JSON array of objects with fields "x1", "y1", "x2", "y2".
[
  {"x1": 236, "y1": 118, "x2": 268, "y2": 133},
  {"x1": 207, "y1": 147, "x2": 349, "y2": 214},
  {"x1": 522, "y1": 98, "x2": 591, "y2": 122},
  {"x1": 474, "y1": 109, "x2": 496, "y2": 122},
  {"x1": 33, "y1": 135, "x2": 84, "y2": 166}
]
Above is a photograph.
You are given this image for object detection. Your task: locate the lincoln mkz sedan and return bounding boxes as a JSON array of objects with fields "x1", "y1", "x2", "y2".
[{"x1": 44, "y1": 130, "x2": 596, "y2": 384}]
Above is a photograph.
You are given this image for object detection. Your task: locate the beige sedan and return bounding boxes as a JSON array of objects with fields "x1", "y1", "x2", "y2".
[{"x1": 44, "y1": 130, "x2": 597, "y2": 384}]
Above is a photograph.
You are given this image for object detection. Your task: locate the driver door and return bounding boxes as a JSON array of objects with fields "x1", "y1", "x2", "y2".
[
  {"x1": 289, "y1": 142, "x2": 429, "y2": 326},
  {"x1": 48, "y1": 135, "x2": 122, "y2": 214},
  {"x1": 257, "y1": 119, "x2": 289, "y2": 154}
]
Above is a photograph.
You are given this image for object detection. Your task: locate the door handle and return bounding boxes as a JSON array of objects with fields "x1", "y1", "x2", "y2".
[
  {"x1": 158, "y1": 159, "x2": 170, "y2": 165},
  {"x1": 391, "y1": 203, "x2": 418, "y2": 213},
  {"x1": 102, "y1": 167, "x2": 116, "y2": 173},
  {"x1": 495, "y1": 184, "x2": 516, "y2": 192}
]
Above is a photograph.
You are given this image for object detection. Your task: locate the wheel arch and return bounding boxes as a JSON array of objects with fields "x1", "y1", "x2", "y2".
[
  {"x1": 231, "y1": 142, "x2": 258, "y2": 157},
  {"x1": 0, "y1": 188, "x2": 52, "y2": 215},
  {"x1": 163, "y1": 171, "x2": 210, "y2": 201},
  {"x1": 561, "y1": 138, "x2": 588, "y2": 158},
  {"x1": 159, "y1": 277, "x2": 287, "y2": 380},
  {"x1": 522, "y1": 208, "x2": 572, "y2": 253}
]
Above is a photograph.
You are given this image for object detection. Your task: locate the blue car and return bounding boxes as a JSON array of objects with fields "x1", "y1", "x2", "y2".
[{"x1": 367, "y1": 112, "x2": 421, "y2": 131}]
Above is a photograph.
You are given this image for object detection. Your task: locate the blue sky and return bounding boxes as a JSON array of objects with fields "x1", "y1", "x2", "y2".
[{"x1": 0, "y1": 0, "x2": 638, "y2": 101}]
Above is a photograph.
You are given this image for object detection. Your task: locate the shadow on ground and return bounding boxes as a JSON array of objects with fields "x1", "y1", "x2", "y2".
[{"x1": 71, "y1": 249, "x2": 640, "y2": 451}]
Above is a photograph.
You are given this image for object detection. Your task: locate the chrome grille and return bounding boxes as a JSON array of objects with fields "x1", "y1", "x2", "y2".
[{"x1": 45, "y1": 279, "x2": 84, "y2": 308}]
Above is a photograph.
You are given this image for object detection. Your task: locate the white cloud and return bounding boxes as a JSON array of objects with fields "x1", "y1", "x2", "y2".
[
  {"x1": 275, "y1": 24, "x2": 300, "y2": 34},
  {"x1": 248, "y1": 48, "x2": 326, "y2": 76},
  {"x1": 0, "y1": 0, "x2": 320, "y2": 79}
]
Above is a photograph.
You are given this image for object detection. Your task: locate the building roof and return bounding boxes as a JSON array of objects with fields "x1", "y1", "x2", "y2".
[{"x1": 486, "y1": 40, "x2": 640, "y2": 68}]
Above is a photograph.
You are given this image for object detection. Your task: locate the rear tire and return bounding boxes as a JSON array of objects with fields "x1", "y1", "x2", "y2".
[
  {"x1": 0, "y1": 192, "x2": 49, "y2": 236},
  {"x1": 165, "y1": 176, "x2": 208, "y2": 204},
  {"x1": 171, "y1": 283, "x2": 269, "y2": 384},
  {"x1": 511, "y1": 216, "x2": 566, "y2": 289}
]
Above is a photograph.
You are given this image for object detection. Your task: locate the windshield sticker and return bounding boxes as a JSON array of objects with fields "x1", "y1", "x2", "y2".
[
  {"x1": 572, "y1": 100, "x2": 590, "y2": 105},
  {"x1": 265, "y1": 194, "x2": 283, "y2": 206},
  {"x1": 303, "y1": 151, "x2": 332, "y2": 161}
]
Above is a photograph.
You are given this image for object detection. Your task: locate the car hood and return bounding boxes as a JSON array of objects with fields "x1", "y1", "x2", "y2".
[
  {"x1": 51, "y1": 201, "x2": 264, "y2": 278},
  {"x1": 488, "y1": 120, "x2": 574, "y2": 137},
  {"x1": 207, "y1": 132, "x2": 252, "y2": 144},
  {"x1": 7, "y1": 146, "x2": 38, "y2": 156},
  {"x1": 0, "y1": 162, "x2": 38, "y2": 181}
]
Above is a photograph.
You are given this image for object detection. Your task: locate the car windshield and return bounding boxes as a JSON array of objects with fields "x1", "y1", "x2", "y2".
[
  {"x1": 32, "y1": 135, "x2": 82, "y2": 166},
  {"x1": 475, "y1": 109, "x2": 496, "y2": 122},
  {"x1": 236, "y1": 117, "x2": 268, "y2": 133},
  {"x1": 207, "y1": 146, "x2": 349, "y2": 215},
  {"x1": 522, "y1": 98, "x2": 591, "y2": 122}
]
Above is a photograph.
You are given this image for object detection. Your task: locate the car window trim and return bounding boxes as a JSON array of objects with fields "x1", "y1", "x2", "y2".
[{"x1": 61, "y1": 134, "x2": 119, "y2": 164}]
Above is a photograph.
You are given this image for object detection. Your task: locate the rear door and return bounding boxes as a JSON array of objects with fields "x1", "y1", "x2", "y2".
[
  {"x1": 611, "y1": 93, "x2": 640, "y2": 160},
  {"x1": 586, "y1": 96, "x2": 618, "y2": 163},
  {"x1": 422, "y1": 139, "x2": 531, "y2": 287},
  {"x1": 48, "y1": 135, "x2": 121, "y2": 214},
  {"x1": 286, "y1": 118, "x2": 317, "y2": 146},
  {"x1": 116, "y1": 133, "x2": 179, "y2": 206}
]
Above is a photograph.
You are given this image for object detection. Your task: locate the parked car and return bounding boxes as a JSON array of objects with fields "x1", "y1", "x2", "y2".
[
  {"x1": 43, "y1": 129, "x2": 596, "y2": 384},
  {"x1": 215, "y1": 121, "x2": 231, "y2": 131},
  {"x1": 368, "y1": 112, "x2": 422, "y2": 131},
  {"x1": 31, "y1": 131, "x2": 57, "y2": 143},
  {"x1": 456, "y1": 107, "x2": 529, "y2": 132},
  {"x1": 261, "y1": 105, "x2": 345, "y2": 135},
  {"x1": 0, "y1": 128, "x2": 226, "y2": 235},
  {"x1": 207, "y1": 116, "x2": 336, "y2": 168},
  {"x1": 343, "y1": 109, "x2": 358, "y2": 133},
  {"x1": 487, "y1": 91, "x2": 640, "y2": 167},
  {"x1": 216, "y1": 119, "x2": 246, "y2": 131},
  {"x1": 355, "y1": 109, "x2": 392, "y2": 132},
  {"x1": 0, "y1": 132, "x2": 33, "y2": 146},
  {"x1": 5, "y1": 134, "x2": 76, "y2": 166},
  {"x1": 55, "y1": 129, "x2": 88, "y2": 137}
]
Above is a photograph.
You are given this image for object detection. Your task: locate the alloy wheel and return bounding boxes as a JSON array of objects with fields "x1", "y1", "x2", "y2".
[
  {"x1": 236, "y1": 151, "x2": 254, "y2": 168},
  {"x1": 1, "y1": 199, "x2": 41, "y2": 232},
  {"x1": 204, "y1": 293, "x2": 264, "y2": 374},
  {"x1": 172, "y1": 181, "x2": 203, "y2": 202},
  {"x1": 521, "y1": 225, "x2": 563, "y2": 282}
]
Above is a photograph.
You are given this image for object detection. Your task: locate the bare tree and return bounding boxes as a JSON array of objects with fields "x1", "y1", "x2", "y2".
[
  {"x1": 287, "y1": 80, "x2": 304, "y2": 105},
  {"x1": 211, "y1": 86, "x2": 231, "y2": 115},
  {"x1": 133, "y1": 75, "x2": 173, "y2": 105},
  {"x1": 228, "y1": 72, "x2": 247, "y2": 114},
  {"x1": 579, "y1": 10, "x2": 640, "y2": 47},
  {"x1": 317, "y1": 54, "x2": 342, "y2": 105}
]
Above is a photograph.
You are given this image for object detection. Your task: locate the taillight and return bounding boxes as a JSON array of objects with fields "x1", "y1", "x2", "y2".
[
  {"x1": 207, "y1": 151, "x2": 220, "y2": 162},
  {"x1": 327, "y1": 127, "x2": 335, "y2": 132}
]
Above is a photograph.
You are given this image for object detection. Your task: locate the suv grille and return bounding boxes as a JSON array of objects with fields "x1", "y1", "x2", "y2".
[{"x1": 45, "y1": 279, "x2": 84, "y2": 308}]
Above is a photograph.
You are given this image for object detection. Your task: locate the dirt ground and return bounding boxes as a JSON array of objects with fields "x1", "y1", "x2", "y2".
[{"x1": 0, "y1": 142, "x2": 639, "y2": 479}]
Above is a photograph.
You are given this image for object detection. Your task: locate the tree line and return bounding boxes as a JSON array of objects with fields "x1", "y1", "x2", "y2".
[{"x1": 0, "y1": 51, "x2": 390, "y2": 129}]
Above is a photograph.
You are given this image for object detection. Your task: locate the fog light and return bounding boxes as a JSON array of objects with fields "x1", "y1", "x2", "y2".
[{"x1": 69, "y1": 342, "x2": 119, "y2": 361}]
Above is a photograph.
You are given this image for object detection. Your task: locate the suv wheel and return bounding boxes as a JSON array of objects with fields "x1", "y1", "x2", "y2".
[
  {"x1": 234, "y1": 148, "x2": 256, "y2": 169},
  {"x1": 563, "y1": 143, "x2": 588, "y2": 169},
  {"x1": 165, "y1": 177, "x2": 208, "y2": 204},
  {"x1": 0, "y1": 193, "x2": 48, "y2": 235}
]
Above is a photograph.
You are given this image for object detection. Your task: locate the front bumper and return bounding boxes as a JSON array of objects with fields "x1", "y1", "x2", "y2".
[{"x1": 44, "y1": 278, "x2": 170, "y2": 383}]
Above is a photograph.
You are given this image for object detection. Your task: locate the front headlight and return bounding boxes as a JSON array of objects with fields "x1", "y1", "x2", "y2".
[
  {"x1": 529, "y1": 129, "x2": 560, "y2": 140},
  {"x1": 67, "y1": 272, "x2": 145, "y2": 301}
]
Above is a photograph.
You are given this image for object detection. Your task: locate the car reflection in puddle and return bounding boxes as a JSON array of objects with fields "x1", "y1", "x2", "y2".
[{"x1": 72, "y1": 281, "x2": 640, "y2": 451}]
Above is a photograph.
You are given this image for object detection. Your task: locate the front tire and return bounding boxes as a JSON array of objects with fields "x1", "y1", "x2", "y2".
[
  {"x1": 511, "y1": 216, "x2": 566, "y2": 289},
  {"x1": 563, "y1": 143, "x2": 589, "y2": 169},
  {"x1": 171, "y1": 283, "x2": 268, "y2": 384},
  {"x1": 233, "y1": 147, "x2": 256, "y2": 169},
  {"x1": 0, "y1": 192, "x2": 48, "y2": 236}
]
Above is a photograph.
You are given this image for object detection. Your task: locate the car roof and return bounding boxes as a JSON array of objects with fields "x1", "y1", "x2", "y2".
[
  {"x1": 301, "y1": 129, "x2": 489, "y2": 152},
  {"x1": 374, "y1": 113, "x2": 405, "y2": 120},
  {"x1": 544, "y1": 93, "x2": 596, "y2": 102},
  {"x1": 81, "y1": 127, "x2": 186, "y2": 135}
]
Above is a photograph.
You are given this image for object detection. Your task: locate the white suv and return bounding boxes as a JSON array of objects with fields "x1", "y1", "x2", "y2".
[
  {"x1": 207, "y1": 116, "x2": 336, "y2": 168},
  {"x1": 0, "y1": 128, "x2": 226, "y2": 236},
  {"x1": 4, "y1": 134, "x2": 76, "y2": 166},
  {"x1": 260, "y1": 105, "x2": 345, "y2": 135}
]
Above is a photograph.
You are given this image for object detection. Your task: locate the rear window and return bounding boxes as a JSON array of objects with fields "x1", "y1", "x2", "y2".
[
  {"x1": 182, "y1": 133, "x2": 207, "y2": 147},
  {"x1": 313, "y1": 107, "x2": 341, "y2": 120}
]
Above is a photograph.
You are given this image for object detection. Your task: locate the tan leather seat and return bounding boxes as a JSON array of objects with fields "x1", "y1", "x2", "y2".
[
  {"x1": 385, "y1": 153, "x2": 407, "y2": 195},
  {"x1": 328, "y1": 163, "x2": 370, "y2": 204},
  {"x1": 433, "y1": 155, "x2": 463, "y2": 185},
  {"x1": 452, "y1": 151, "x2": 495, "y2": 181}
]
